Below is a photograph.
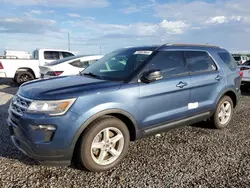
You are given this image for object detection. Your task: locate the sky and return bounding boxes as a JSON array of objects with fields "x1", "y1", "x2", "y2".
[{"x1": 0, "y1": 0, "x2": 250, "y2": 55}]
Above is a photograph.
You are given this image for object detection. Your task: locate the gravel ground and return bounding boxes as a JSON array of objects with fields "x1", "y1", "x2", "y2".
[{"x1": 0, "y1": 78, "x2": 250, "y2": 187}]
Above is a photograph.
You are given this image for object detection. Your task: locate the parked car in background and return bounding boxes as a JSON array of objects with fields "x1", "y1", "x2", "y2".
[
  {"x1": 239, "y1": 60, "x2": 250, "y2": 91},
  {"x1": 39, "y1": 55, "x2": 103, "y2": 78},
  {"x1": 0, "y1": 49, "x2": 75, "y2": 84},
  {"x1": 232, "y1": 54, "x2": 249, "y2": 65},
  {"x1": 8, "y1": 44, "x2": 241, "y2": 172}
]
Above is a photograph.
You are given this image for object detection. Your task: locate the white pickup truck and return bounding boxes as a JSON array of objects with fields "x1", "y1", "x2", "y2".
[{"x1": 0, "y1": 49, "x2": 75, "y2": 84}]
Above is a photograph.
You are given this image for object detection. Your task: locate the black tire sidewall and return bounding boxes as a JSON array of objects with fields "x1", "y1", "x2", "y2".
[
  {"x1": 16, "y1": 71, "x2": 34, "y2": 84},
  {"x1": 80, "y1": 117, "x2": 130, "y2": 172},
  {"x1": 213, "y1": 96, "x2": 233, "y2": 129}
]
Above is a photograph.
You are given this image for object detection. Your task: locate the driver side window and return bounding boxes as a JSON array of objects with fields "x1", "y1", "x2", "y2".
[{"x1": 148, "y1": 51, "x2": 187, "y2": 78}]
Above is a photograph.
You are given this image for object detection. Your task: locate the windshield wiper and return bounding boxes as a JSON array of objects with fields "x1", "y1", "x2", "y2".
[{"x1": 83, "y1": 72, "x2": 102, "y2": 79}]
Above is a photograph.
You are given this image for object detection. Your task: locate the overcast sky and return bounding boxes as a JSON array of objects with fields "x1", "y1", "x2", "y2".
[{"x1": 0, "y1": 0, "x2": 250, "y2": 55}]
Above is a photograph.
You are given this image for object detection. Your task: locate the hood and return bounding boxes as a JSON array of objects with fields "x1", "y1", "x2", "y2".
[{"x1": 18, "y1": 76, "x2": 122, "y2": 100}]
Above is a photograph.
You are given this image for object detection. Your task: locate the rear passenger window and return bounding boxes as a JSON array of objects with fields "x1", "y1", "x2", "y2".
[
  {"x1": 218, "y1": 52, "x2": 237, "y2": 70},
  {"x1": 149, "y1": 51, "x2": 187, "y2": 78},
  {"x1": 185, "y1": 51, "x2": 217, "y2": 73},
  {"x1": 62, "y1": 52, "x2": 74, "y2": 58},
  {"x1": 44, "y1": 51, "x2": 60, "y2": 60},
  {"x1": 70, "y1": 59, "x2": 97, "y2": 68}
]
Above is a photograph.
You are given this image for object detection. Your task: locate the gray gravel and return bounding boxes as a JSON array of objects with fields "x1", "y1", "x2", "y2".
[{"x1": 1, "y1": 78, "x2": 250, "y2": 187}]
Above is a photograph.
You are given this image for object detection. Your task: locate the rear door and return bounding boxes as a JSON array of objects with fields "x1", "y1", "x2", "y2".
[
  {"x1": 184, "y1": 51, "x2": 226, "y2": 116},
  {"x1": 139, "y1": 51, "x2": 191, "y2": 128}
]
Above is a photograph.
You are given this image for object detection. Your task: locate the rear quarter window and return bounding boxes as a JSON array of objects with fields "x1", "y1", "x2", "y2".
[{"x1": 218, "y1": 52, "x2": 237, "y2": 70}]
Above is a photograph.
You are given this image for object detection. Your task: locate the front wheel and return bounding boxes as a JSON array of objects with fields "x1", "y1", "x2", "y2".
[
  {"x1": 212, "y1": 96, "x2": 233, "y2": 129},
  {"x1": 79, "y1": 116, "x2": 130, "y2": 172}
]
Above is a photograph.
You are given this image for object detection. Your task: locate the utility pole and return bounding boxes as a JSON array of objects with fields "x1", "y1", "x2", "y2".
[
  {"x1": 68, "y1": 33, "x2": 71, "y2": 51},
  {"x1": 100, "y1": 45, "x2": 102, "y2": 54}
]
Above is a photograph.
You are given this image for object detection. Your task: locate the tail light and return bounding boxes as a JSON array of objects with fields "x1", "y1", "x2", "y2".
[
  {"x1": 239, "y1": 71, "x2": 243, "y2": 78},
  {"x1": 46, "y1": 71, "x2": 64, "y2": 76},
  {"x1": 240, "y1": 60, "x2": 242, "y2": 64},
  {"x1": 0, "y1": 61, "x2": 3, "y2": 69},
  {"x1": 237, "y1": 67, "x2": 243, "y2": 79}
]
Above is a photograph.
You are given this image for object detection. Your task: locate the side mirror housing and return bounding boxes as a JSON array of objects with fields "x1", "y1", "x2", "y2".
[{"x1": 141, "y1": 70, "x2": 163, "y2": 83}]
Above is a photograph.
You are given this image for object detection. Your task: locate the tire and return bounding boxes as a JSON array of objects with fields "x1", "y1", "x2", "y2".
[
  {"x1": 212, "y1": 96, "x2": 233, "y2": 129},
  {"x1": 79, "y1": 116, "x2": 130, "y2": 172},
  {"x1": 15, "y1": 71, "x2": 35, "y2": 85}
]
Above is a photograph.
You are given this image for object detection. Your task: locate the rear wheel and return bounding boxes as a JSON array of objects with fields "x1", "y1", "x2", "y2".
[
  {"x1": 15, "y1": 71, "x2": 35, "y2": 85},
  {"x1": 79, "y1": 116, "x2": 130, "y2": 172},
  {"x1": 212, "y1": 96, "x2": 233, "y2": 129}
]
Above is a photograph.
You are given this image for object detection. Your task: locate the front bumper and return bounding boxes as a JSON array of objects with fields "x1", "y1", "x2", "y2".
[{"x1": 7, "y1": 108, "x2": 81, "y2": 166}]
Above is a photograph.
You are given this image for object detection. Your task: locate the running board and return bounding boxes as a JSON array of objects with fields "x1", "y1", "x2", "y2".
[{"x1": 143, "y1": 111, "x2": 212, "y2": 137}]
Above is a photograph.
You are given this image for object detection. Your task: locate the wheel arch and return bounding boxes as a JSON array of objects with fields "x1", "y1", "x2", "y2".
[
  {"x1": 216, "y1": 88, "x2": 238, "y2": 108},
  {"x1": 70, "y1": 109, "x2": 139, "y2": 150},
  {"x1": 15, "y1": 67, "x2": 36, "y2": 79}
]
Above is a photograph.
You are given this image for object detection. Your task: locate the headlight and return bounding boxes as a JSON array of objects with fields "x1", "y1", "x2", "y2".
[{"x1": 27, "y1": 98, "x2": 76, "y2": 116}]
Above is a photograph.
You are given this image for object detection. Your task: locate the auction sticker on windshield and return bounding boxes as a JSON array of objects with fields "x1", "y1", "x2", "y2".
[{"x1": 134, "y1": 51, "x2": 153, "y2": 55}]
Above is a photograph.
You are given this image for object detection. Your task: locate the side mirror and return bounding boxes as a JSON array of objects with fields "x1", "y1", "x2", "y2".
[{"x1": 141, "y1": 70, "x2": 163, "y2": 83}]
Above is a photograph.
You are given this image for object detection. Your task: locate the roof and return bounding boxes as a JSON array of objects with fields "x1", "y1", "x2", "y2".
[
  {"x1": 117, "y1": 45, "x2": 160, "y2": 52},
  {"x1": 35, "y1": 48, "x2": 72, "y2": 52},
  {"x1": 118, "y1": 43, "x2": 223, "y2": 52}
]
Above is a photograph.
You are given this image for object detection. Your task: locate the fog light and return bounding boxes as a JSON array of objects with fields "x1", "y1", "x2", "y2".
[
  {"x1": 30, "y1": 124, "x2": 56, "y2": 131},
  {"x1": 38, "y1": 125, "x2": 56, "y2": 131}
]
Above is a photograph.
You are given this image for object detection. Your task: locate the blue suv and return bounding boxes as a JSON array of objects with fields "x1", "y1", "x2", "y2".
[{"x1": 8, "y1": 44, "x2": 241, "y2": 172}]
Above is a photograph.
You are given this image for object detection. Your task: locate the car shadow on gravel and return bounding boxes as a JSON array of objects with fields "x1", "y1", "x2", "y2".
[
  {"x1": 0, "y1": 95, "x2": 38, "y2": 166},
  {"x1": 191, "y1": 120, "x2": 215, "y2": 129}
]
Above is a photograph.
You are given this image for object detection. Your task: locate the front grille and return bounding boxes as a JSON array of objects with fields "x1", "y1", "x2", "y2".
[{"x1": 10, "y1": 95, "x2": 33, "y2": 117}]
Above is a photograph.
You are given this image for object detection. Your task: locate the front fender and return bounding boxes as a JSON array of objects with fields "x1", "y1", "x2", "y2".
[{"x1": 69, "y1": 105, "x2": 139, "y2": 149}]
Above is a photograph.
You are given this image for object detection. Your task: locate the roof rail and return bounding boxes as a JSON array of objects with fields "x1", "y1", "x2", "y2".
[{"x1": 162, "y1": 43, "x2": 220, "y2": 48}]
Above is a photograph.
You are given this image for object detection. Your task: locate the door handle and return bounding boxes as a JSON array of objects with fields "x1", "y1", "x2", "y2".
[
  {"x1": 215, "y1": 75, "x2": 223, "y2": 81},
  {"x1": 176, "y1": 81, "x2": 187, "y2": 88}
]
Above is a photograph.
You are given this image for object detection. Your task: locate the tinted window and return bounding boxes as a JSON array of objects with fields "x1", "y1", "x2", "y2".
[
  {"x1": 185, "y1": 51, "x2": 217, "y2": 73},
  {"x1": 233, "y1": 56, "x2": 241, "y2": 61},
  {"x1": 62, "y1": 52, "x2": 74, "y2": 58},
  {"x1": 218, "y1": 52, "x2": 237, "y2": 70},
  {"x1": 46, "y1": 55, "x2": 84, "y2": 66},
  {"x1": 70, "y1": 60, "x2": 83, "y2": 68},
  {"x1": 44, "y1": 51, "x2": 60, "y2": 60},
  {"x1": 70, "y1": 59, "x2": 97, "y2": 68},
  {"x1": 149, "y1": 51, "x2": 187, "y2": 78}
]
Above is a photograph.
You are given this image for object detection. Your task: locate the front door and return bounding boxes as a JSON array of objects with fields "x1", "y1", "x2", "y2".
[{"x1": 138, "y1": 51, "x2": 191, "y2": 129}]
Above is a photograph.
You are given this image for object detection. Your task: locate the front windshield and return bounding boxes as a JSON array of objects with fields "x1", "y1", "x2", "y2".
[{"x1": 82, "y1": 49, "x2": 152, "y2": 81}]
